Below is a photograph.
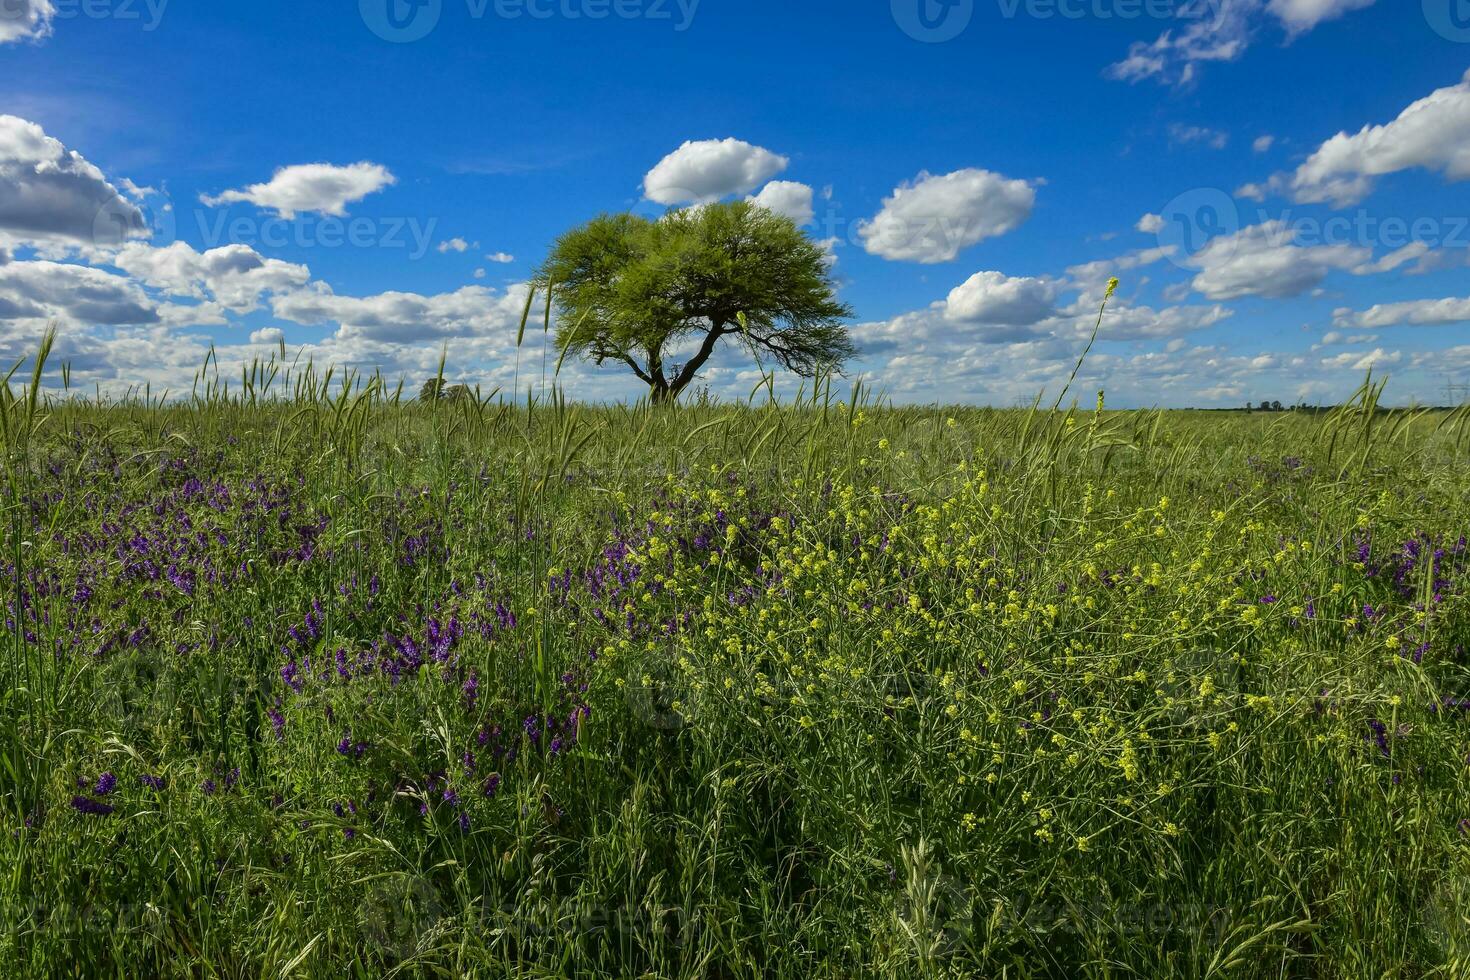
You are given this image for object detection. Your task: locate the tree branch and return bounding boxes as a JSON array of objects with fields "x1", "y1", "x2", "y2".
[
  {"x1": 615, "y1": 353, "x2": 654, "y2": 386},
  {"x1": 592, "y1": 341, "x2": 654, "y2": 385}
]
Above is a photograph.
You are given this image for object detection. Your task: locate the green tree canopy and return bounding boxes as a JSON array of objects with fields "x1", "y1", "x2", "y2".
[
  {"x1": 419, "y1": 378, "x2": 470, "y2": 402},
  {"x1": 537, "y1": 200, "x2": 854, "y2": 404}
]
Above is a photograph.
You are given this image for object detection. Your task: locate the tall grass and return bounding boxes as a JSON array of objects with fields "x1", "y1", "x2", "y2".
[{"x1": 1, "y1": 344, "x2": 1469, "y2": 977}]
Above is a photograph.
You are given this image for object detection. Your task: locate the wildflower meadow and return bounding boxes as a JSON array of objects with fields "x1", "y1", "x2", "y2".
[{"x1": 3, "y1": 339, "x2": 1470, "y2": 978}]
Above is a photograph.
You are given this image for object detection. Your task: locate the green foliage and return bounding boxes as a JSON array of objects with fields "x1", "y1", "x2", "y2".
[
  {"x1": 420, "y1": 378, "x2": 472, "y2": 403},
  {"x1": 538, "y1": 200, "x2": 854, "y2": 403},
  {"x1": 3, "y1": 351, "x2": 1470, "y2": 978}
]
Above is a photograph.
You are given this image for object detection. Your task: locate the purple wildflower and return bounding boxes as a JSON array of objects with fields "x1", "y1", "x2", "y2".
[
  {"x1": 70, "y1": 796, "x2": 114, "y2": 816},
  {"x1": 1366, "y1": 718, "x2": 1391, "y2": 758}
]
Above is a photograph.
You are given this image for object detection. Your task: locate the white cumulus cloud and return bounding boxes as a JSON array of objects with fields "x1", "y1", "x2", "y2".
[
  {"x1": 643, "y1": 138, "x2": 788, "y2": 205},
  {"x1": 201, "y1": 162, "x2": 396, "y2": 218},
  {"x1": 1333, "y1": 296, "x2": 1470, "y2": 330},
  {"x1": 0, "y1": 0, "x2": 54, "y2": 44},
  {"x1": 0, "y1": 115, "x2": 147, "y2": 248},
  {"x1": 943, "y1": 271, "x2": 1059, "y2": 326},
  {"x1": 1282, "y1": 69, "x2": 1470, "y2": 206},
  {"x1": 1186, "y1": 220, "x2": 1374, "y2": 300},
  {"x1": 1322, "y1": 346, "x2": 1400, "y2": 371},
  {"x1": 0, "y1": 259, "x2": 158, "y2": 324},
  {"x1": 271, "y1": 282, "x2": 529, "y2": 345},
  {"x1": 110, "y1": 241, "x2": 311, "y2": 314},
  {"x1": 857, "y1": 168, "x2": 1037, "y2": 264},
  {"x1": 747, "y1": 180, "x2": 815, "y2": 225}
]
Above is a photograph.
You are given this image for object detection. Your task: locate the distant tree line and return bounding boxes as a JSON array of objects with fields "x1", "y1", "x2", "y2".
[{"x1": 1246, "y1": 401, "x2": 1326, "y2": 412}]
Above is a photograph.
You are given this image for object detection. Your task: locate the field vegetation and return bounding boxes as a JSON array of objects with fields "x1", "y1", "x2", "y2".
[{"x1": 3, "y1": 337, "x2": 1470, "y2": 977}]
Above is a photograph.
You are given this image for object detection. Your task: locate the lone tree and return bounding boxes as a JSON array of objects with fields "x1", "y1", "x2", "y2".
[
  {"x1": 536, "y1": 200, "x2": 854, "y2": 404},
  {"x1": 419, "y1": 378, "x2": 470, "y2": 402}
]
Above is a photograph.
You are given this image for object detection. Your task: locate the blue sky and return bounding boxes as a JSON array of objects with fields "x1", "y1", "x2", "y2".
[{"x1": 2, "y1": 0, "x2": 1469, "y2": 406}]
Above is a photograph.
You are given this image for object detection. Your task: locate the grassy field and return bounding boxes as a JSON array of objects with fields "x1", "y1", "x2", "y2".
[{"x1": 3, "y1": 350, "x2": 1470, "y2": 977}]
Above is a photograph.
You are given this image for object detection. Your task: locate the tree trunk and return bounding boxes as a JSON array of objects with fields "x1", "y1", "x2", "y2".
[{"x1": 658, "y1": 322, "x2": 729, "y2": 406}]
